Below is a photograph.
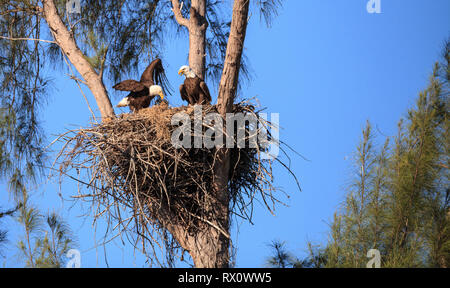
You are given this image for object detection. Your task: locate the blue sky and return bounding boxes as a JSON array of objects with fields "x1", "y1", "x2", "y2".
[{"x1": 1, "y1": 0, "x2": 449, "y2": 267}]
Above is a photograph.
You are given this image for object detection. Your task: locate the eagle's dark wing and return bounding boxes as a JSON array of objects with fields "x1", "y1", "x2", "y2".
[
  {"x1": 113, "y1": 80, "x2": 146, "y2": 92},
  {"x1": 180, "y1": 84, "x2": 189, "y2": 103},
  {"x1": 140, "y1": 59, "x2": 160, "y2": 86},
  {"x1": 140, "y1": 58, "x2": 173, "y2": 96},
  {"x1": 199, "y1": 81, "x2": 212, "y2": 103}
]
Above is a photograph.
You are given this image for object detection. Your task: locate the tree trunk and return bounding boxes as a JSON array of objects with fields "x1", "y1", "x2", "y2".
[
  {"x1": 216, "y1": 0, "x2": 250, "y2": 115},
  {"x1": 41, "y1": 0, "x2": 115, "y2": 120},
  {"x1": 188, "y1": 0, "x2": 251, "y2": 267},
  {"x1": 169, "y1": 0, "x2": 250, "y2": 268},
  {"x1": 188, "y1": 0, "x2": 207, "y2": 79},
  {"x1": 171, "y1": 226, "x2": 230, "y2": 268},
  {"x1": 156, "y1": 201, "x2": 230, "y2": 268},
  {"x1": 210, "y1": 0, "x2": 250, "y2": 268},
  {"x1": 171, "y1": 0, "x2": 207, "y2": 79}
]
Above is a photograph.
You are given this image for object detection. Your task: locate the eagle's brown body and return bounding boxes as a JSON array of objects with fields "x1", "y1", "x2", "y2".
[
  {"x1": 180, "y1": 76, "x2": 212, "y2": 105},
  {"x1": 124, "y1": 89, "x2": 152, "y2": 112},
  {"x1": 113, "y1": 59, "x2": 170, "y2": 112}
]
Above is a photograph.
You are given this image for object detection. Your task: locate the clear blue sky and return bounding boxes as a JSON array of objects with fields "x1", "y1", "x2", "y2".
[{"x1": 1, "y1": 0, "x2": 449, "y2": 267}]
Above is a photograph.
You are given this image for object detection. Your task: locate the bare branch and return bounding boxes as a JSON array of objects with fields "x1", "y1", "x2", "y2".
[
  {"x1": 170, "y1": 0, "x2": 189, "y2": 28},
  {"x1": 0, "y1": 35, "x2": 55, "y2": 44},
  {"x1": 0, "y1": 6, "x2": 42, "y2": 16},
  {"x1": 61, "y1": 51, "x2": 98, "y2": 123},
  {"x1": 99, "y1": 45, "x2": 109, "y2": 81},
  {"x1": 65, "y1": 74, "x2": 87, "y2": 85},
  {"x1": 41, "y1": 0, "x2": 115, "y2": 120}
]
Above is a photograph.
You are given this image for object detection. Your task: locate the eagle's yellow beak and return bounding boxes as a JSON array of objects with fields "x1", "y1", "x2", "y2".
[
  {"x1": 159, "y1": 91, "x2": 165, "y2": 100},
  {"x1": 178, "y1": 69, "x2": 184, "y2": 76}
]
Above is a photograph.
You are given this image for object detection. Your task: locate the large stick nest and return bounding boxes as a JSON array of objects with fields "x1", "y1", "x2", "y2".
[{"x1": 55, "y1": 101, "x2": 298, "y2": 265}]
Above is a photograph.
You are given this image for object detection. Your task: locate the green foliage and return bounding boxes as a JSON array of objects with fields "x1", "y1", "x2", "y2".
[
  {"x1": 265, "y1": 240, "x2": 298, "y2": 268},
  {"x1": 322, "y1": 43, "x2": 450, "y2": 268},
  {"x1": 266, "y1": 240, "x2": 327, "y2": 268},
  {"x1": 269, "y1": 40, "x2": 449, "y2": 268},
  {"x1": 17, "y1": 196, "x2": 75, "y2": 268},
  {"x1": 323, "y1": 123, "x2": 394, "y2": 267},
  {"x1": 0, "y1": 205, "x2": 20, "y2": 255},
  {"x1": 0, "y1": 0, "x2": 49, "y2": 201},
  {"x1": 256, "y1": 0, "x2": 282, "y2": 28},
  {"x1": 83, "y1": 30, "x2": 108, "y2": 74}
]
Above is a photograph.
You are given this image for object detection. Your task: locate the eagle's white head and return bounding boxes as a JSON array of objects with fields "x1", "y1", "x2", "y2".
[
  {"x1": 149, "y1": 85, "x2": 164, "y2": 99},
  {"x1": 178, "y1": 65, "x2": 196, "y2": 78},
  {"x1": 116, "y1": 97, "x2": 130, "y2": 108}
]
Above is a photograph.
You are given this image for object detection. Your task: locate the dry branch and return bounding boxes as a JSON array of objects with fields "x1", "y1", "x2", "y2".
[{"x1": 42, "y1": 0, "x2": 115, "y2": 120}]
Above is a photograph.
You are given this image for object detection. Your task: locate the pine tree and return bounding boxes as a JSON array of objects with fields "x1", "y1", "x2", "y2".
[
  {"x1": 0, "y1": 205, "x2": 20, "y2": 256},
  {"x1": 265, "y1": 241, "x2": 297, "y2": 268},
  {"x1": 321, "y1": 40, "x2": 450, "y2": 268},
  {"x1": 323, "y1": 122, "x2": 384, "y2": 267},
  {"x1": 17, "y1": 196, "x2": 75, "y2": 268}
]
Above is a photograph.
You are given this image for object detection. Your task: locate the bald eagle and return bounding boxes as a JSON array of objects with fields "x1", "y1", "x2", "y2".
[
  {"x1": 114, "y1": 59, "x2": 171, "y2": 112},
  {"x1": 178, "y1": 66, "x2": 212, "y2": 105}
]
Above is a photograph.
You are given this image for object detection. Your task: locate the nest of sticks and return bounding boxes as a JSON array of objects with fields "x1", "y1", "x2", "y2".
[{"x1": 56, "y1": 101, "x2": 298, "y2": 264}]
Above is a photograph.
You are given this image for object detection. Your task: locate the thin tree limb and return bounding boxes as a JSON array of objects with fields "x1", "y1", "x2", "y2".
[
  {"x1": 170, "y1": 0, "x2": 189, "y2": 28},
  {"x1": 41, "y1": 0, "x2": 115, "y2": 120},
  {"x1": 0, "y1": 35, "x2": 55, "y2": 44}
]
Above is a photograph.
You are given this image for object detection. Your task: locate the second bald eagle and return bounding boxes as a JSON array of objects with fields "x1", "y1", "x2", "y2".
[
  {"x1": 178, "y1": 66, "x2": 212, "y2": 105},
  {"x1": 114, "y1": 58, "x2": 171, "y2": 112}
]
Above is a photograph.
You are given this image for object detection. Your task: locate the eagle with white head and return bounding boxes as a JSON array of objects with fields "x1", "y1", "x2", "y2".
[
  {"x1": 178, "y1": 65, "x2": 212, "y2": 105},
  {"x1": 114, "y1": 58, "x2": 171, "y2": 112}
]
